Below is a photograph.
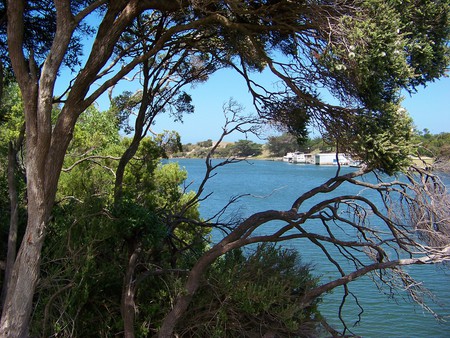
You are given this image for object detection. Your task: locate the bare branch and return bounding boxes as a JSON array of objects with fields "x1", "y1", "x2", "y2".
[
  {"x1": 62, "y1": 155, "x2": 121, "y2": 172},
  {"x1": 161, "y1": 165, "x2": 450, "y2": 336}
]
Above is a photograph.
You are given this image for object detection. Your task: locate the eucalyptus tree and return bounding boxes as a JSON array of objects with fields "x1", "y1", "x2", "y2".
[
  {"x1": 229, "y1": 139, "x2": 263, "y2": 157},
  {"x1": 106, "y1": 13, "x2": 227, "y2": 336},
  {"x1": 1, "y1": 0, "x2": 449, "y2": 337},
  {"x1": 267, "y1": 133, "x2": 299, "y2": 156},
  {"x1": 109, "y1": 10, "x2": 226, "y2": 204},
  {"x1": 1, "y1": 1, "x2": 222, "y2": 335}
]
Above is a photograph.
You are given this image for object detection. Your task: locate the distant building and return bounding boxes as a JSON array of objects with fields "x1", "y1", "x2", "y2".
[
  {"x1": 314, "y1": 153, "x2": 350, "y2": 166},
  {"x1": 304, "y1": 153, "x2": 314, "y2": 164},
  {"x1": 283, "y1": 151, "x2": 305, "y2": 163}
]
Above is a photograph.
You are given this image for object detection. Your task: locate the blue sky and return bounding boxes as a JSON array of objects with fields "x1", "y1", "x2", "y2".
[
  {"x1": 59, "y1": 43, "x2": 449, "y2": 145},
  {"x1": 401, "y1": 76, "x2": 450, "y2": 134},
  {"x1": 55, "y1": 13, "x2": 449, "y2": 145},
  {"x1": 150, "y1": 69, "x2": 450, "y2": 144}
]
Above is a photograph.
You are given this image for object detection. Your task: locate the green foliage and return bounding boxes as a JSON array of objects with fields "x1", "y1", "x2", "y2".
[
  {"x1": 395, "y1": 0, "x2": 450, "y2": 87},
  {"x1": 177, "y1": 244, "x2": 321, "y2": 337},
  {"x1": 267, "y1": 133, "x2": 301, "y2": 156},
  {"x1": 108, "y1": 90, "x2": 141, "y2": 134},
  {"x1": 321, "y1": 0, "x2": 449, "y2": 110},
  {"x1": 303, "y1": 136, "x2": 332, "y2": 153},
  {"x1": 229, "y1": 139, "x2": 263, "y2": 157},
  {"x1": 154, "y1": 131, "x2": 183, "y2": 157},
  {"x1": 329, "y1": 103, "x2": 415, "y2": 174},
  {"x1": 171, "y1": 91, "x2": 195, "y2": 122},
  {"x1": 263, "y1": 98, "x2": 311, "y2": 145},
  {"x1": 267, "y1": 134, "x2": 331, "y2": 156},
  {"x1": 0, "y1": 82, "x2": 27, "y2": 263},
  {"x1": 0, "y1": 82, "x2": 23, "y2": 149},
  {"x1": 197, "y1": 139, "x2": 213, "y2": 148},
  {"x1": 120, "y1": 138, "x2": 162, "y2": 199},
  {"x1": 149, "y1": 162, "x2": 187, "y2": 208},
  {"x1": 0, "y1": 0, "x2": 93, "y2": 72},
  {"x1": 57, "y1": 105, "x2": 121, "y2": 203},
  {"x1": 34, "y1": 197, "x2": 127, "y2": 337},
  {"x1": 71, "y1": 106, "x2": 120, "y2": 154},
  {"x1": 4, "y1": 0, "x2": 449, "y2": 336},
  {"x1": 0, "y1": 169, "x2": 10, "y2": 257},
  {"x1": 31, "y1": 107, "x2": 208, "y2": 337},
  {"x1": 309, "y1": 0, "x2": 448, "y2": 175},
  {"x1": 415, "y1": 130, "x2": 450, "y2": 160},
  {"x1": 114, "y1": 200, "x2": 166, "y2": 245}
]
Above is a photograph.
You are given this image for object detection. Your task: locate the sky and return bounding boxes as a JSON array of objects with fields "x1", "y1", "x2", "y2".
[
  {"x1": 149, "y1": 69, "x2": 450, "y2": 144},
  {"x1": 58, "y1": 28, "x2": 449, "y2": 145},
  {"x1": 401, "y1": 76, "x2": 450, "y2": 134},
  {"x1": 53, "y1": 12, "x2": 450, "y2": 146}
]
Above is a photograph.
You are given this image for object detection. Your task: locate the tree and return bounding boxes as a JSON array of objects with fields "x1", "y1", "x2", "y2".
[
  {"x1": 1, "y1": 0, "x2": 449, "y2": 337},
  {"x1": 415, "y1": 131, "x2": 450, "y2": 160},
  {"x1": 177, "y1": 244, "x2": 321, "y2": 337},
  {"x1": 1, "y1": 1, "x2": 223, "y2": 335},
  {"x1": 0, "y1": 82, "x2": 26, "y2": 309},
  {"x1": 160, "y1": 165, "x2": 450, "y2": 337},
  {"x1": 0, "y1": 0, "x2": 91, "y2": 112},
  {"x1": 28, "y1": 104, "x2": 207, "y2": 337},
  {"x1": 267, "y1": 133, "x2": 300, "y2": 156},
  {"x1": 230, "y1": 139, "x2": 263, "y2": 157},
  {"x1": 195, "y1": 139, "x2": 212, "y2": 148}
]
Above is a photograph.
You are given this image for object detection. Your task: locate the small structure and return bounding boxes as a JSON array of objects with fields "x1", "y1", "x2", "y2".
[
  {"x1": 304, "y1": 153, "x2": 314, "y2": 164},
  {"x1": 315, "y1": 153, "x2": 350, "y2": 166},
  {"x1": 283, "y1": 151, "x2": 305, "y2": 163},
  {"x1": 292, "y1": 152, "x2": 306, "y2": 163}
]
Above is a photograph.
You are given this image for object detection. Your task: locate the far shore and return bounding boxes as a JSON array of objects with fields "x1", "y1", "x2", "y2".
[{"x1": 169, "y1": 155, "x2": 450, "y2": 173}]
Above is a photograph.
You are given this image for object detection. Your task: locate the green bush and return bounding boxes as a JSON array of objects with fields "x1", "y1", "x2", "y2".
[{"x1": 177, "y1": 244, "x2": 321, "y2": 337}]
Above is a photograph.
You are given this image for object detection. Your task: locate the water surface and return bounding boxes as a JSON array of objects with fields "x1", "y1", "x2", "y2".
[{"x1": 171, "y1": 159, "x2": 450, "y2": 337}]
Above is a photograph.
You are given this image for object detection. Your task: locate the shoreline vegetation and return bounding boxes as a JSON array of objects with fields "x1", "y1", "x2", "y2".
[
  {"x1": 169, "y1": 133, "x2": 450, "y2": 172},
  {"x1": 1, "y1": 1, "x2": 449, "y2": 336}
]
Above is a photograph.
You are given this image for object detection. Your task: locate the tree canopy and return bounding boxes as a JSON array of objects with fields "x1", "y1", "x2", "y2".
[{"x1": 0, "y1": 0, "x2": 449, "y2": 337}]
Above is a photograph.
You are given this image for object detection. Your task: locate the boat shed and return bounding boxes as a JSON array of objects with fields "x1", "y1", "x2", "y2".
[{"x1": 315, "y1": 153, "x2": 350, "y2": 166}]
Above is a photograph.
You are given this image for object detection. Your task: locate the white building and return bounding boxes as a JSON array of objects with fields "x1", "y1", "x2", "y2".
[
  {"x1": 283, "y1": 151, "x2": 296, "y2": 162},
  {"x1": 304, "y1": 153, "x2": 314, "y2": 164},
  {"x1": 314, "y1": 153, "x2": 350, "y2": 166},
  {"x1": 283, "y1": 151, "x2": 306, "y2": 163}
]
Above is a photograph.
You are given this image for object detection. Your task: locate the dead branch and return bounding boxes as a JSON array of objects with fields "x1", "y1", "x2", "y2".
[
  {"x1": 160, "y1": 164, "x2": 450, "y2": 337},
  {"x1": 62, "y1": 155, "x2": 121, "y2": 172}
]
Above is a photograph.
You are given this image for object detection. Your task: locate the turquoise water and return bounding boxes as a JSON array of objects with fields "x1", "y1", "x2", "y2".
[{"x1": 171, "y1": 159, "x2": 450, "y2": 337}]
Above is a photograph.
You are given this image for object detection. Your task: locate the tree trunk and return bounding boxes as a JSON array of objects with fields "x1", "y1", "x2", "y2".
[
  {"x1": 121, "y1": 241, "x2": 142, "y2": 338},
  {"x1": 113, "y1": 62, "x2": 150, "y2": 206},
  {"x1": 0, "y1": 210, "x2": 48, "y2": 337},
  {"x1": 158, "y1": 245, "x2": 228, "y2": 337},
  {"x1": 1, "y1": 0, "x2": 139, "y2": 332},
  {"x1": 0, "y1": 115, "x2": 55, "y2": 335},
  {"x1": 158, "y1": 210, "x2": 293, "y2": 337},
  {"x1": 0, "y1": 140, "x2": 22, "y2": 308}
]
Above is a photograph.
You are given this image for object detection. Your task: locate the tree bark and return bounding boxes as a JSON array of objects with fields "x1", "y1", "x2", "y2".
[
  {"x1": 0, "y1": 131, "x2": 24, "y2": 309},
  {"x1": 0, "y1": 0, "x2": 182, "y2": 335},
  {"x1": 0, "y1": 89, "x2": 54, "y2": 336},
  {"x1": 0, "y1": 164, "x2": 51, "y2": 336},
  {"x1": 113, "y1": 89, "x2": 149, "y2": 205},
  {"x1": 157, "y1": 249, "x2": 219, "y2": 338},
  {"x1": 121, "y1": 241, "x2": 142, "y2": 338},
  {"x1": 0, "y1": 1, "x2": 134, "y2": 335}
]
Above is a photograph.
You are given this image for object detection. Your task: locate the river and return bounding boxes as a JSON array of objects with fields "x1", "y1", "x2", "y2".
[{"x1": 169, "y1": 158, "x2": 450, "y2": 337}]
